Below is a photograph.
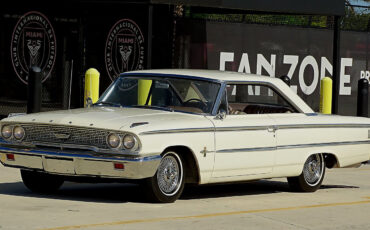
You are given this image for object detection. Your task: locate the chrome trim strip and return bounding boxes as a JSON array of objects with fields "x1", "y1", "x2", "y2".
[
  {"x1": 277, "y1": 124, "x2": 370, "y2": 130},
  {"x1": 212, "y1": 82, "x2": 227, "y2": 116},
  {"x1": 130, "y1": 122, "x2": 149, "y2": 128},
  {"x1": 140, "y1": 123, "x2": 370, "y2": 135},
  {"x1": 216, "y1": 126, "x2": 270, "y2": 132},
  {"x1": 217, "y1": 140, "x2": 370, "y2": 153},
  {"x1": 224, "y1": 81, "x2": 303, "y2": 113},
  {"x1": 0, "y1": 145, "x2": 161, "y2": 162},
  {"x1": 120, "y1": 72, "x2": 223, "y2": 84},
  {"x1": 277, "y1": 140, "x2": 370, "y2": 150},
  {"x1": 140, "y1": 126, "x2": 270, "y2": 135},
  {"x1": 218, "y1": 146, "x2": 276, "y2": 153},
  {"x1": 140, "y1": 127, "x2": 215, "y2": 135}
]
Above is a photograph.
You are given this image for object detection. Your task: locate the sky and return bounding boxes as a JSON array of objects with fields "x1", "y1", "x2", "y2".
[{"x1": 349, "y1": 0, "x2": 370, "y2": 7}]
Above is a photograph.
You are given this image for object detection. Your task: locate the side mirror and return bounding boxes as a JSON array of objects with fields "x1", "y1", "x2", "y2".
[{"x1": 216, "y1": 109, "x2": 227, "y2": 120}]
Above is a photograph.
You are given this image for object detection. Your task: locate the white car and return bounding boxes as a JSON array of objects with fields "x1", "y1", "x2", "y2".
[{"x1": 0, "y1": 69, "x2": 369, "y2": 203}]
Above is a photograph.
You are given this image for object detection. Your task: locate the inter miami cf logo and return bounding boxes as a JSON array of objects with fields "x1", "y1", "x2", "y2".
[
  {"x1": 105, "y1": 19, "x2": 145, "y2": 81},
  {"x1": 11, "y1": 11, "x2": 56, "y2": 84}
]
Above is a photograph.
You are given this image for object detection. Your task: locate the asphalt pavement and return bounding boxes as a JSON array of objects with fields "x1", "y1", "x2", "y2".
[{"x1": 0, "y1": 164, "x2": 369, "y2": 230}]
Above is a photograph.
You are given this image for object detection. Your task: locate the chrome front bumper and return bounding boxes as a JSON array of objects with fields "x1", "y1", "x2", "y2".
[{"x1": 0, "y1": 144, "x2": 161, "y2": 179}]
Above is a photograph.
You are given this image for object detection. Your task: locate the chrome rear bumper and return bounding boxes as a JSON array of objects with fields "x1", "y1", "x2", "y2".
[{"x1": 0, "y1": 144, "x2": 161, "y2": 179}]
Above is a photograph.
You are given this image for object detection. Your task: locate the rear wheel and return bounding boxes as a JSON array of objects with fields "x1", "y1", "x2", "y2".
[
  {"x1": 145, "y1": 151, "x2": 185, "y2": 203},
  {"x1": 21, "y1": 170, "x2": 64, "y2": 194},
  {"x1": 288, "y1": 153, "x2": 325, "y2": 192}
]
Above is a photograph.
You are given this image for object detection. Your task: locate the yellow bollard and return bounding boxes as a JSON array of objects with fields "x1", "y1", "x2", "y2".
[
  {"x1": 138, "y1": 80, "x2": 152, "y2": 105},
  {"x1": 84, "y1": 68, "x2": 100, "y2": 107},
  {"x1": 320, "y1": 77, "x2": 332, "y2": 114}
]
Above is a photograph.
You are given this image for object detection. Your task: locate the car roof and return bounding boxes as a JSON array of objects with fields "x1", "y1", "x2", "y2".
[{"x1": 122, "y1": 69, "x2": 283, "y2": 84}]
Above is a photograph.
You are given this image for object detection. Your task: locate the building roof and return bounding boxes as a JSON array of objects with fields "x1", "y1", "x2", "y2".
[{"x1": 151, "y1": 0, "x2": 346, "y2": 16}]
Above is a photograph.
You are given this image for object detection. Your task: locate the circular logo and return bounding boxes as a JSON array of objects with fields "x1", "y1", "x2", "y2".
[
  {"x1": 105, "y1": 19, "x2": 145, "y2": 81},
  {"x1": 10, "y1": 11, "x2": 57, "y2": 85}
]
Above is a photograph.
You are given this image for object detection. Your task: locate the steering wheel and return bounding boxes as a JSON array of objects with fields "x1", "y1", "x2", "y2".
[{"x1": 183, "y1": 98, "x2": 207, "y2": 107}]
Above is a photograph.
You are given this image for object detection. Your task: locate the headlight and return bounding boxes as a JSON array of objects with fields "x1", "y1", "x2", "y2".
[
  {"x1": 123, "y1": 134, "x2": 136, "y2": 149},
  {"x1": 13, "y1": 126, "x2": 25, "y2": 140},
  {"x1": 1, "y1": 125, "x2": 12, "y2": 139},
  {"x1": 107, "y1": 133, "x2": 121, "y2": 149}
]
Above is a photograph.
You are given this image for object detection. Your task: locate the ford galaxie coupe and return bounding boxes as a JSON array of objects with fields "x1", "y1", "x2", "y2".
[{"x1": 0, "y1": 70, "x2": 369, "y2": 203}]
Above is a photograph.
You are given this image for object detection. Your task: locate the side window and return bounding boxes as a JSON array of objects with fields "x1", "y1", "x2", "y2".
[{"x1": 226, "y1": 84, "x2": 297, "y2": 114}]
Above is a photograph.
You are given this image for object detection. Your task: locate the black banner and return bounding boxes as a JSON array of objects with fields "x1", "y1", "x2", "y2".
[{"x1": 175, "y1": 20, "x2": 370, "y2": 115}]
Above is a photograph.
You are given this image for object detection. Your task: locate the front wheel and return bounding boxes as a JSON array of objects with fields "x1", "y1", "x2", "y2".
[
  {"x1": 21, "y1": 170, "x2": 64, "y2": 194},
  {"x1": 145, "y1": 151, "x2": 185, "y2": 203},
  {"x1": 288, "y1": 153, "x2": 325, "y2": 192}
]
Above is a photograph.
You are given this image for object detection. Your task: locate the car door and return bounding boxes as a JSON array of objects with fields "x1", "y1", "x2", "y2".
[{"x1": 210, "y1": 83, "x2": 277, "y2": 180}]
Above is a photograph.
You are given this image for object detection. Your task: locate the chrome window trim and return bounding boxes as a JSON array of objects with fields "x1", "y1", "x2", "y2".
[
  {"x1": 212, "y1": 82, "x2": 227, "y2": 116},
  {"x1": 223, "y1": 80, "x2": 303, "y2": 113}
]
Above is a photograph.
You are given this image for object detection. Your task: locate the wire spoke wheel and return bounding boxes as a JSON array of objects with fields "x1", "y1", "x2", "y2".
[
  {"x1": 287, "y1": 153, "x2": 326, "y2": 192},
  {"x1": 145, "y1": 151, "x2": 185, "y2": 203},
  {"x1": 303, "y1": 154, "x2": 324, "y2": 186},
  {"x1": 157, "y1": 155, "x2": 182, "y2": 196}
]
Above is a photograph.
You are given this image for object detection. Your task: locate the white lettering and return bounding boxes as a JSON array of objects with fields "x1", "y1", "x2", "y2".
[
  {"x1": 299, "y1": 56, "x2": 319, "y2": 95},
  {"x1": 257, "y1": 54, "x2": 276, "y2": 95},
  {"x1": 360, "y1": 70, "x2": 365, "y2": 79},
  {"x1": 237, "y1": 53, "x2": 254, "y2": 95},
  {"x1": 320, "y1": 57, "x2": 333, "y2": 79},
  {"x1": 257, "y1": 54, "x2": 276, "y2": 77},
  {"x1": 283, "y1": 55, "x2": 298, "y2": 78},
  {"x1": 238, "y1": 53, "x2": 251, "y2": 73},
  {"x1": 339, "y1": 58, "x2": 353, "y2": 95},
  {"x1": 362, "y1": 70, "x2": 370, "y2": 82},
  {"x1": 283, "y1": 55, "x2": 299, "y2": 94},
  {"x1": 219, "y1": 52, "x2": 234, "y2": 71}
]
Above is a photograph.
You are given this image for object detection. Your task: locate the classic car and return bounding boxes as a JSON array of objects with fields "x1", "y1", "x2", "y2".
[{"x1": 0, "y1": 69, "x2": 369, "y2": 203}]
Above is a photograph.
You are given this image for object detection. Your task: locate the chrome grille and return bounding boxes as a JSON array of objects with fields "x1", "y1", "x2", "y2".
[{"x1": 20, "y1": 123, "x2": 111, "y2": 149}]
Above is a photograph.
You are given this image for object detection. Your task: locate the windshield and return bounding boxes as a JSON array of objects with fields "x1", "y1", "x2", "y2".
[{"x1": 96, "y1": 75, "x2": 221, "y2": 114}]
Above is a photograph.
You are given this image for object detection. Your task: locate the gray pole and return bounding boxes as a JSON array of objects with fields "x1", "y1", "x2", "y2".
[{"x1": 27, "y1": 66, "x2": 42, "y2": 114}]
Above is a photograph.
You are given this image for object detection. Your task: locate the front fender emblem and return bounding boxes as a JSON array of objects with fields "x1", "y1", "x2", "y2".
[{"x1": 54, "y1": 133, "x2": 71, "y2": 140}]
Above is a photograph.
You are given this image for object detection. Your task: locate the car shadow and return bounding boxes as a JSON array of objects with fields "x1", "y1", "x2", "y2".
[
  {"x1": 0, "y1": 181, "x2": 145, "y2": 203},
  {"x1": 0, "y1": 180, "x2": 359, "y2": 203},
  {"x1": 320, "y1": 184, "x2": 359, "y2": 189},
  {"x1": 180, "y1": 180, "x2": 290, "y2": 200}
]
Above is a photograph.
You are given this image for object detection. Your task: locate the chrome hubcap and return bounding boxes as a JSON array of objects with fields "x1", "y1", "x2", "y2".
[
  {"x1": 157, "y1": 154, "x2": 182, "y2": 196},
  {"x1": 303, "y1": 154, "x2": 324, "y2": 186}
]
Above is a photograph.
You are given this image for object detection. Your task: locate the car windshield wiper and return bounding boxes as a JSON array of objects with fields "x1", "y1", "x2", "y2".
[
  {"x1": 131, "y1": 105, "x2": 174, "y2": 112},
  {"x1": 93, "y1": 101, "x2": 122, "y2": 107}
]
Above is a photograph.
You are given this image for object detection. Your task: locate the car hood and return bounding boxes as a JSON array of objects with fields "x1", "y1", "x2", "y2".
[{"x1": 1, "y1": 107, "x2": 214, "y2": 133}]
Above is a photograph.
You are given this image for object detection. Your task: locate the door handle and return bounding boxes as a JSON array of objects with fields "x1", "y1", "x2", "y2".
[{"x1": 267, "y1": 126, "x2": 276, "y2": 132}]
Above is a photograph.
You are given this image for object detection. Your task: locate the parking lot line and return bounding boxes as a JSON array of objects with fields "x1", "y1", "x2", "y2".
[
  {"x1": 40, "y1": 197, "x2": 370, "y2": 230},
  {"x1": 357, "y1": 168, "x2": 370, "y2": 171}
]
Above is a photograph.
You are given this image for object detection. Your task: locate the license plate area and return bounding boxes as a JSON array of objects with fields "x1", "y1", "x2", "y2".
[{"x1": 43, "y1": 157, "x2": 75, "y2": 174}]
